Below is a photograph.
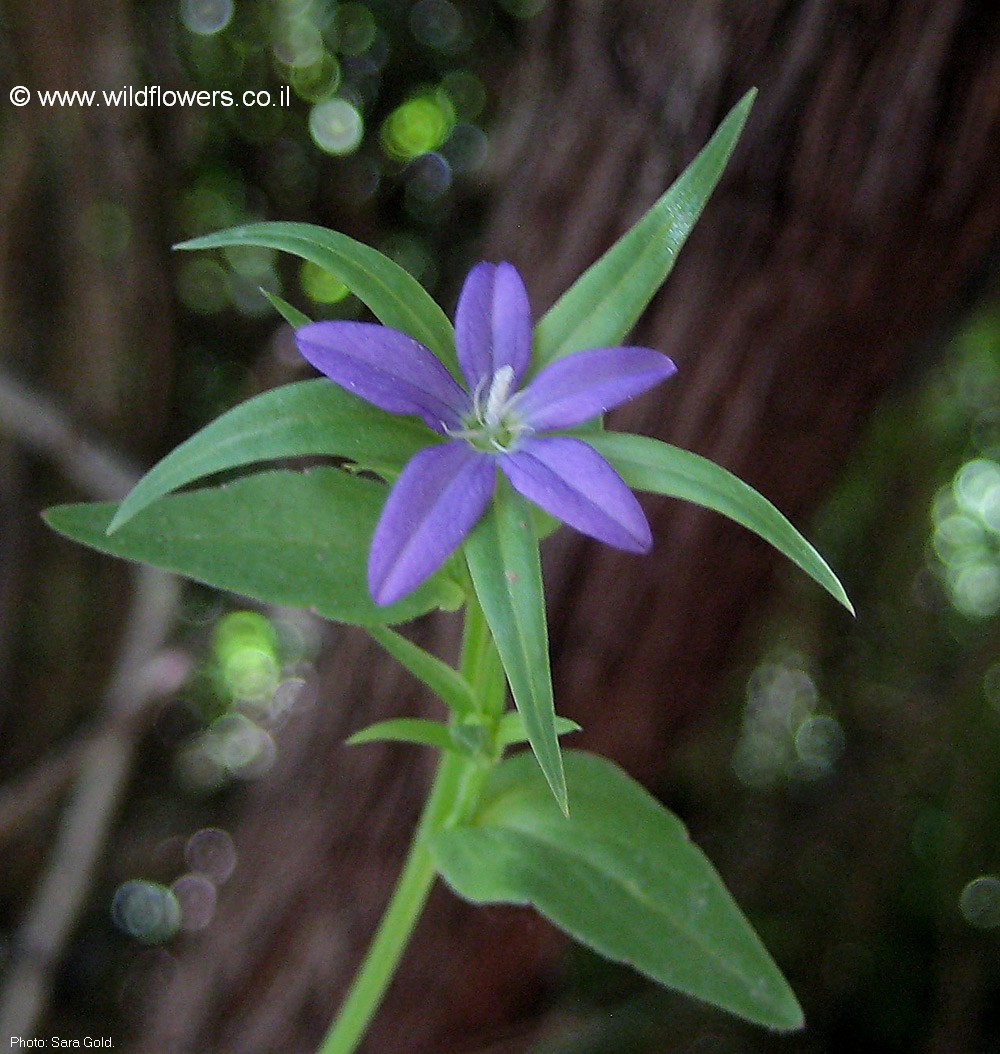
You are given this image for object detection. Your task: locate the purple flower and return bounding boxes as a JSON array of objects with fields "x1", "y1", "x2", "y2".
[{"x1": 296, "y1": 262, "x2": 676, "y2": 605}]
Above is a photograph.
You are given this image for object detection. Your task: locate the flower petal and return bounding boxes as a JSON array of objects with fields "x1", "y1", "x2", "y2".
[
  {"x1": 455, "y1": 262, "x2": 533, "y2": 390},
  {"x1": 296, "y1": 321, "x2": 468, "y2": 433},
  {"x1": 501, "y1": 436, "x2": 651, "y2": 553},
  {"x1": 369, "y1": 441, "x2": 496, "y2": 605},
  {"x1": 516, "y1": 346, "x2": 676, "y2": 431}
]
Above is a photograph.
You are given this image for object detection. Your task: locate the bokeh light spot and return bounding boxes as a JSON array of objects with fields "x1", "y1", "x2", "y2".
[
  {"x1": 290, "y1": 53, "x2": 342, "y2": 101},
  {"x1": 405, "y1": 151, "x2": 452, "y2": 201},
  {"x1": 954, "y1": 458, "x2": 1000, "y2": 522},
  {"x1": 177, "y1": 258, "x2": 230, "y2": 315},
  {"x1": 441, "y1": 122, "x2": 488, "y2": 173},
  {"x1": 378, "y1": 232, "x2": 435, "y2": 285},
  {"x1": 269, "y1": 675, "x2": 315, "y2": 721},
  {"x1": 222, "y1": 243, "x2": 277, "y2": 279},
  {"x1": 309, "y1": 97, "x2": 364, "y2": 155},
  {"x1": 203, "y1": 713, "x2": 277, "y2": 777},
  {"x1": 952, "y1": 563, "x2": 1000, "y2": 619},
  {"x1": 172, "y1": 873, "x2": 218, "y2": 931},
  {"x1": 178, "y1": 177, "x2": 245, "y2": 238},
  {"x1": 441, "y1": 71, "x2": 487, "y2": 120},
  {"x1": 185, "y1": 827, "x2": 238, "y2": 883},
  {"x1": 931, "y1": 457, "x2": 1000, "y2": 617},
  {"x1": 225, "y1": 269, "x2": 281, "y2": 318},
  {"x1": 381, "y1": 92, "x2": 455, "y2": 161},
  {"x1": 794, "y1": 714, "x2": 845, "y2": 774},
  {"x1": 273, "y1": 20, "x2": 325, "y2": 67},
  {"x1": 410, "y1": 0, "x2": 465, "y2": 53},
  {"x1": 733, "y1": 655, "x2": 835, "y2": 786},
  {"x1": 336, "y1": 3, "x2": 377, "y2": 56},
  {"x1": 112, "y1": 881, "x2": 182, "y2": 944},
  {"x1": 960, "y1": 875, "x2": 1000, "y2": 929},
  {"x1": 180, "y1": 0, "x2": 234, "y2": 36},
  {"x1": 301, "y1": 260, "x2": 350, "y2": 304},
  {"x1": 215, "y1": 611, "x2": 276, "y2": 656}
]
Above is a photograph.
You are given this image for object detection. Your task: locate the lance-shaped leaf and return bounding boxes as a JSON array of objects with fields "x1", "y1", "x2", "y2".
[
  {"x1": 464, "y1": 479, "x2": 567, "y2": 814},
  {"x1": 367, "y1": 626, "x2": 477, "y2": 717},
  {"x1": 260, "y1": 288, "x2": 312, "y2": 327},
  {"x1": 534, "y1": 90, "x2": 755, "y2": 368},
  {"x1": 107, "y1": 381, "x2": 439, "y2": 534},
  {"x1": 177, "y1": 222, "x2": 458, "y2": 376},
  {"x1": 496, "y1": 711, "x2": 581, "y2": 748},
  {"x1": 47, "y1": 468, "x2": 461, "y2": 626},
  {"x1": 587, "y1": 432, "x2": 853, "y2": 614},
  {"x1": 431, "y1": 750, "x2": 804, "y2": 1032},
  {"x1": 346, "y1": 718, "x2": 454, "y2": 752},
  {"x1": 346, "y1": 715, "x2": 581, "y2": 757}
]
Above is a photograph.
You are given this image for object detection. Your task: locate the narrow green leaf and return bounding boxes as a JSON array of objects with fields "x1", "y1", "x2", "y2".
[
  {"x1": 260, "y1": 288, "x2": 312, "y2": 327},
  {"x1": 347, "y1": 718, "x2": 452, "y2": 752},
  {"x1": 534, "y1": 90, "x2": 755, "y2": 367},
  {"x1": 368, "y1": 626, "x2": 477, "y2": 717},
  {"x1": 431, "y1": 750, "x2": 804, "y2": 1032},
  {"x1": 177, "y1": 222, "x2": 458, "y2": 376},
  {"x1": 107, "y1": 381, "x2": 439, "y2": 533},
  {"x1": 496, "y1": 711, "x2": 581, "y2": 748},
  {"x1": 47, "y1": 468, "x2": 461, "y2": 626},
  {"x1": 588, "y1": 432, "x2": 854, "y2": 614},
  {"x1": 464, "y1": 479, "x2": 567, "y2": 814}
]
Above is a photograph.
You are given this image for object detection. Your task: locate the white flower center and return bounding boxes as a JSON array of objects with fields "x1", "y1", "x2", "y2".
[
  {"x1": 482, "y1": 365, "x2": 515, "y2": 429},
  {"x1": 447, "y1": 365, "x2": 533, "y2": 453}
]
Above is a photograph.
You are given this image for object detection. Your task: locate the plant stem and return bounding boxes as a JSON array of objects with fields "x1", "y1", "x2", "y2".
[
  {"x1": 316, "y1": 598, "x2": 504, "y2": 1054},
  {"x1": 316, "y1": 749, "x2": 474, "y2": 1054},
  {"x1": 460, "y1": 588, "x2": 506, "y2": 720}
]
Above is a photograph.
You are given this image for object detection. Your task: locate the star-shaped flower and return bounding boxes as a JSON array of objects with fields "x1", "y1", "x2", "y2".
[{"x1": 295, "y1": 262, "x2": 676, "y2": 605}]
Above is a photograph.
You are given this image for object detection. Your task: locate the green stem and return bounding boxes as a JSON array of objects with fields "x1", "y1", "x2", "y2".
[
  {"x1": 316, "y1": 598, "x2": 506, "y2": 1054},
  {"x1": 460, "y1": 587, "x2": 506, "y2": 720},
  {"x1": 316, "y1": 750, "x2": 478, "y2": 1054}
]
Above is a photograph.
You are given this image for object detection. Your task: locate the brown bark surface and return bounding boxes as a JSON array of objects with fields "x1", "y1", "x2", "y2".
[
  {"x1": 136, "y1": 3, "x2": 1000, "y2": 1052},
  {"x1": 0, "y1": 0, "x2": 173, "y2": 865}
]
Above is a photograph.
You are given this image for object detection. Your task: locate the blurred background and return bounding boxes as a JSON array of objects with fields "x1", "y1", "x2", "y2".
[{"x1": 1, "y1": 1, "x2": 999, "y2": 1052}]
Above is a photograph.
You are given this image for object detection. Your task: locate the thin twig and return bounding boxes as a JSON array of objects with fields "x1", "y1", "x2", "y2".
[
  {"x1": 0, "y1": 739, "x2": 88, "y2": 848},
  {"x1": 0, "y1": 646, "x2": 192, "y2": 849},
  {"x1": 0, "y1": 366, "x2": 138, "y2": 501},
  {"x1": 0, "y1": 368, "x2": 187, "y2": 1039},
  {"x1": 0, "y1": 589, "x2": 189, "y2": 1040}
]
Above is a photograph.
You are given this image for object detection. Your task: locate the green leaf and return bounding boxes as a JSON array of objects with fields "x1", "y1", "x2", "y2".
[
  {"x1": 177, "y1": 222, "x2": 458, "y2": 376},
  {"x1": 431, "y1": 750, "x2": 804, "y2": 1032},
  {"x1": 346, "y1": 718, "x2": 453, "y2": 752},
  {"x1": 260, "y1": 288, "x2": 312, "y2": 327},
  {"x1": 107, "y1": 381, "x2": 439, "y2": 533},
  {"x1": 534, "y1": 90, "x2": 755, "y2": 368},
  {"x1": 46, "y1": 468, "x2": 460, "y2": 626},
  {"x1": 588, "y1": 432, "x2": 854, "y2": 614},
  {"x1": 464, "y1": 479, "x2": 567, "y2": 814},
  {"x1": 368, "y1": 626, "x2": 477, "y2": 717},
  {"x1": 496, "y1": 711, "x2": 581, "y2": 748}
]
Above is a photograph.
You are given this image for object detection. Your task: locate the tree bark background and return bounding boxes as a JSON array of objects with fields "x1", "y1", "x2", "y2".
[
  {"x1": 485, "y1": 0, "x2": 1000, "y2": 777},
  {"x1": 130, "y1": 3, "x2": 1000, "y2": 1053},
  {"x1": 1, "y1": 0, "x2": 997, "y2": 1051},
  {"x1": 0, "y1": 0, "x2": 174, "y2": 927}
]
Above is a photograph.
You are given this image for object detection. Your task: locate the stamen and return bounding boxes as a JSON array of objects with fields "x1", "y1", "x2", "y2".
[
  {"x1": 470, "y1": 374, "x2": 490, "y2": 422},
  {"x1": 443, "y1": 424, "x2": 477, "y2": 440},
  {"x1": 452, "y1": 365, "x2": 531, "y2": 454},
  {"x1": 483, "y1": 365, "x2": 515, "y2": 428}
]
